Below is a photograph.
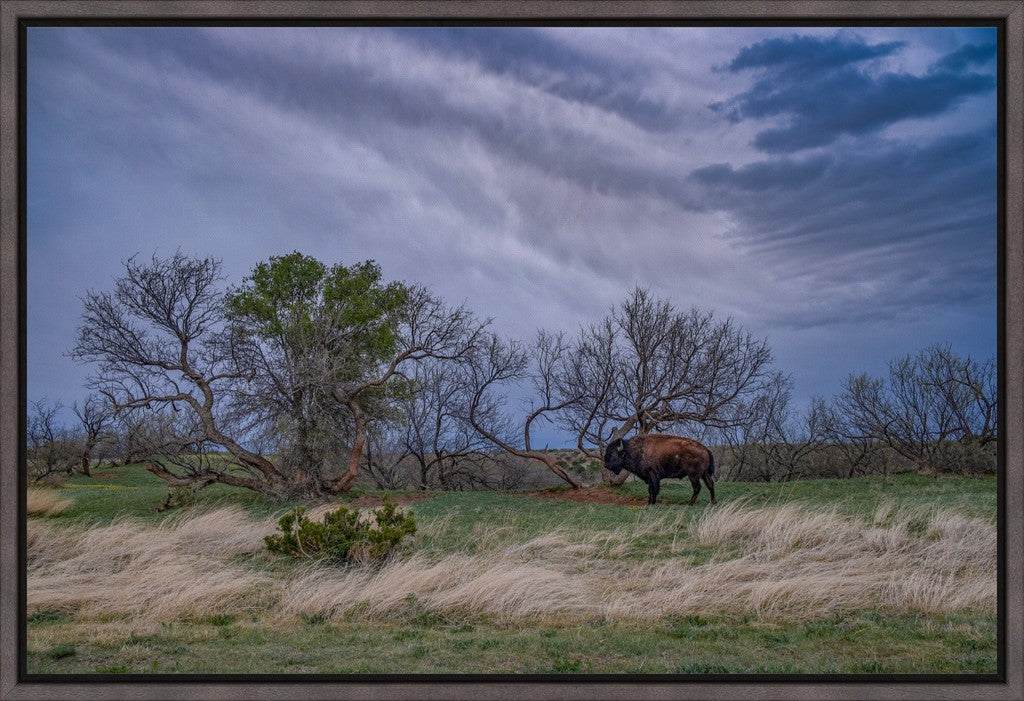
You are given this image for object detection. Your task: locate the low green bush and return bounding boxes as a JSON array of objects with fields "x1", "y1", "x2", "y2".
[
  {"x1": 158, "y1": 484, "x2": 204, "y2": 512},
  {"x1": 47, "y1": 644, "x2": 76, "y2": 660},
  {"x1": 264, "y1": 497, "x2": 416, "y2": 566}
]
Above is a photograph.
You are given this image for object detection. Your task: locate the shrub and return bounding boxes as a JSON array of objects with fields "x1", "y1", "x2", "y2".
[
  {"x1": 47, "y1": 644, "x2": 76, "y2": 660},
  {"x1": 157, "y1": 484, "x2": 205, "y2": 512},
  {"x1": 928, "y1": 441, "x2": 997, "y2": 476},
  {"x1": 264, "y1": 497, "x2": 416, "y2": 566}
]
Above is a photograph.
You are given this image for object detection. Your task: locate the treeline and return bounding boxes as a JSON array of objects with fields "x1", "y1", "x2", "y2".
[
  {"x1": 706, "y1": 345, "x2": 997, "y2": 481},
  {"x1": 27, "y1": 252, "x2": 997, "y2": 494}
]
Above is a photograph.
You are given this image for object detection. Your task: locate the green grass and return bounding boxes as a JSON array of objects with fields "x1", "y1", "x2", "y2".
[
  {"x1": 404, "y1": 473, "x2": 995, "y2": 561},
  {"x1": 27, "y1": 464, "x2": 998, "y2": 675},
  {"x1": 26, "y1": 610, "x2": 995, "y2": 675},
  {"x1": 46, "y1": 462, "x2": 442, "y2": 525},
  {"x1": 45, "y1": 644, "x2": 76, "y2": 661},
  {"x1": 42, "y1": 462, "x2": 996, "y2": 531},
  {"x1": 48, "y1": 463, "x2": 283, "y2": 524},
  {"x1": 615, "y1": 472, "x2": 996, "y2": 520}
]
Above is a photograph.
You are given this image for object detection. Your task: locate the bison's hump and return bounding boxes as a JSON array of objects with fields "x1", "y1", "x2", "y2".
[{"x1": 634, "y1": 434, "x2": 705, "y2": 451}]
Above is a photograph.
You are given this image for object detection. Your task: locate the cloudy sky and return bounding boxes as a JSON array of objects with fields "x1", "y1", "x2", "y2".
[{"x1": 26, "y1": 25, "x2": 998, "y2": 444}]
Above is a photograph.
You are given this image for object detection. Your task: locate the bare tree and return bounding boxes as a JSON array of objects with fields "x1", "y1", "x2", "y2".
[
  {"x1": 326, "y1": 285, "x2": 488, "y2": 493},
  {"x1": 26, "y1": 400, "x2": 83, "y2": 482},
  {"x1": 357, "y1": 351, "x2": 525, "y2": 491},
  {"x1": 757, "y1": 387, "x2": 829, "y2": 482},
  {"x1": 817, "y1": 398, "x2": 886, "y2": 478},
  {"x1": 544, "y1": 287, "x2": 776, "y2": 484},
  {"x1": 72, "y1": 253, "x2": 287, "y2": 496},
  {"x1": 360, "y1": 419, "x2": 409, "y2": 490},
  {"x1": 464, "y1": 332, "x2": 585, "y2": 489},
  {"x1": 455, "y1": 288, "x2": 777, "y2": 488},
  {"x1": 837, "y1": 345, "x2": 997, "y2": 474},
  {"x1": 710, "y1": 372, "x2": 789, "y2": 482},
  {"x1": 550, "y1": 320, "x2": 626, "y2": 484},
  {"x1": 105, "y1": 407, "x2": 178, "y2": 467},
  {"x1": 70, "y1": 394, "x2": 115, "y2": 476},
  {"x1": 919, "y1": 346, "x2": 997, "y2": 446},
  {"x1": 388, "y1": 361, "x2": 500, "y2": 489},
  {"x1": 119, "y1": 406, "x2": 237, "y2": 489},
  {"x1": 709, "y1": 402, "x2": 764, "y2": 481}
]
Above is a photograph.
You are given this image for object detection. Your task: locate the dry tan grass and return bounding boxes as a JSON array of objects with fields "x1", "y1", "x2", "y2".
[
  {"x1": 26, "y1": 489, "x2": 72, "y2": 518},
  {"x1": 28, "y1": 508, "x2": 274, "y2": 621},
  {"x1": 28, "y1": 501, "x2": 995, "y2": 628}
]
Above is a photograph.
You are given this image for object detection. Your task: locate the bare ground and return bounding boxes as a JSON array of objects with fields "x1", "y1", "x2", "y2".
[{"x1": 523, "y1": 486, "x2": 641, "y2": 505}]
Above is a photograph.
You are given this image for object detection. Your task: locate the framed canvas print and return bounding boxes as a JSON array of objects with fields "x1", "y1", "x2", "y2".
[{"x1": 1, "y1": 1, "x2": 1021, "y2": 700}]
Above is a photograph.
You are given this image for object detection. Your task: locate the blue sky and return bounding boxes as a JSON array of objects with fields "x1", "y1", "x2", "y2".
[{"x1": 26, "y1": 26, "x2": 998, "y2": 445}]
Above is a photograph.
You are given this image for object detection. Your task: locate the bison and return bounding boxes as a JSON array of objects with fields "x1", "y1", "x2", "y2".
[{"x1": 604, "y1": 434, "x2": 716, "y2": 506}]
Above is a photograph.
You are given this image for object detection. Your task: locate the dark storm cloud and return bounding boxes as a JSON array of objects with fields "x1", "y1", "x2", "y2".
[
  {"x1": 690, "y1": 130, "x2": 996, "y2": 326},
  {"x1": 715, "y1": 33, "x2": 996, "y2": 153},
  {"x1": 685, "y1": 31, "x2": 999, "y2": 330},
  {"x1": 26, "y1": 26, "x2": 999, "y2": 433},
  {"x1": 26, "y1": 25, "x2": 710, "y2": 415},
  {"x1": 726, "y1": 33, "x2": 905, "y2": 75},
  {"x1": 691, "y1": 155, "x2": 831, "y2": 192},
  {"x1": 934, "y1": 41, "x2": 997, "y2": 72},
  {"x1": 393, "y1": 27, "x2": 680, "y2": 132},
  {"x1": 69, "y1": 27, "x2": 699, "y2": 214}
]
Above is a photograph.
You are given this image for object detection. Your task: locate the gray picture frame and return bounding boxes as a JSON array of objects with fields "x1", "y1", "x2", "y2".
[{"x1": 1, "y1": 2, "x2": 1021, "y2": 699}]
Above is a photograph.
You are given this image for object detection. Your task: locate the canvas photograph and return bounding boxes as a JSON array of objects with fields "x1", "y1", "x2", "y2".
[{"x1": 18, "y1": 20, "x2": 1002, "y2": 680}]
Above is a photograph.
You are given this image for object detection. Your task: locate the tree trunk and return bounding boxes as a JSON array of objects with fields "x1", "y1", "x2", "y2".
[
  {"x1": 80, "y1": 454, "x2": 91, "y2": 477},
  {"x1": 415, "y1": 453, "x2": 430, "y2": 490},
  {"x1": 468, "y1": 395, "x2": 584, "y2": 490},
  {"x1": 144, "y1": 461, "x2": 281, "y2": 496},
  {"x1": 329, "y1": 401, "x2": 367, "y2": 494},
  {"x1": 182, "y1": 380, "x2": 285, "y2": 486}
]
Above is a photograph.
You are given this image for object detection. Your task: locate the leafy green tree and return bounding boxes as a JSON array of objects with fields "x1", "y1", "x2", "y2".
[
  {"x1": 225, "y1": 253, "x2": 406, "y2": 493},
  {"x1": 226, "y1": 251, "x2": 485, "y2": 495}
]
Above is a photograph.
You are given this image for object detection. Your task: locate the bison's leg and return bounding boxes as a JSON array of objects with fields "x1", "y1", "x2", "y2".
[
  {"x1": 702, "y1": 473, "x2": 717, "y2": 505},
  {"x1": 688, "y1": 476, "x2": 701, "y2": 505},
  {"x1": 647, "y1": 478, "x2": 661, "y2": 505}
]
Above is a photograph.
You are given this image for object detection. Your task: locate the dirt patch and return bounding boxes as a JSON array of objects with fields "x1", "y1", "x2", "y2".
[
  {"x1": 346, "y1": 489, "x2": 641, "y2": 507},
  {"x1": 348, "y1": 493, "x2": 435, "y2": 507},
  {"x1": 524, "y1": 486, "x2": 641, "y2": 505}
]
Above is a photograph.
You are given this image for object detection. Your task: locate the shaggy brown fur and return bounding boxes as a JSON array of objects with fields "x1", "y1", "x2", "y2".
[{"x1": 604, "y1": 434, "x2": 716, "y2": 505}]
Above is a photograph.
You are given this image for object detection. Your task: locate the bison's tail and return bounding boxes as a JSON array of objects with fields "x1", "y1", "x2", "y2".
[{"x1": 707, "y1": 449, "x2": 716, "y2": 476}]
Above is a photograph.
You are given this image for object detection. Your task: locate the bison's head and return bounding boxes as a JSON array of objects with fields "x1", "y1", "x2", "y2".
[{"x1": 603, "y1": 439, "x2": 628, "y2": 474}]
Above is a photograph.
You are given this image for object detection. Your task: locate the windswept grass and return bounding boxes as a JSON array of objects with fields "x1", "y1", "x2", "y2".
[
  {"x1": 27, "y1": 466, "x2": 997, "y2": 674},
  {"x1": 28, "y1": 508, "x2": 274, "y2": 622},
  {"x1": 28, "y1": 500, "x2": 994, "y2": 627},
  {"x1": 26, "y1": 489, "x2": 72, "y2": 517}
]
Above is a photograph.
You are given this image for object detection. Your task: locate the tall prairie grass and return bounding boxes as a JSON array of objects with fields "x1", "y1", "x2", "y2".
[
  {"x1": 26, "y1": 489, "x2": 72, "y2": 517},
  {"x1": 27, "y1": 501, "x2": 994, "y2": 627}
]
